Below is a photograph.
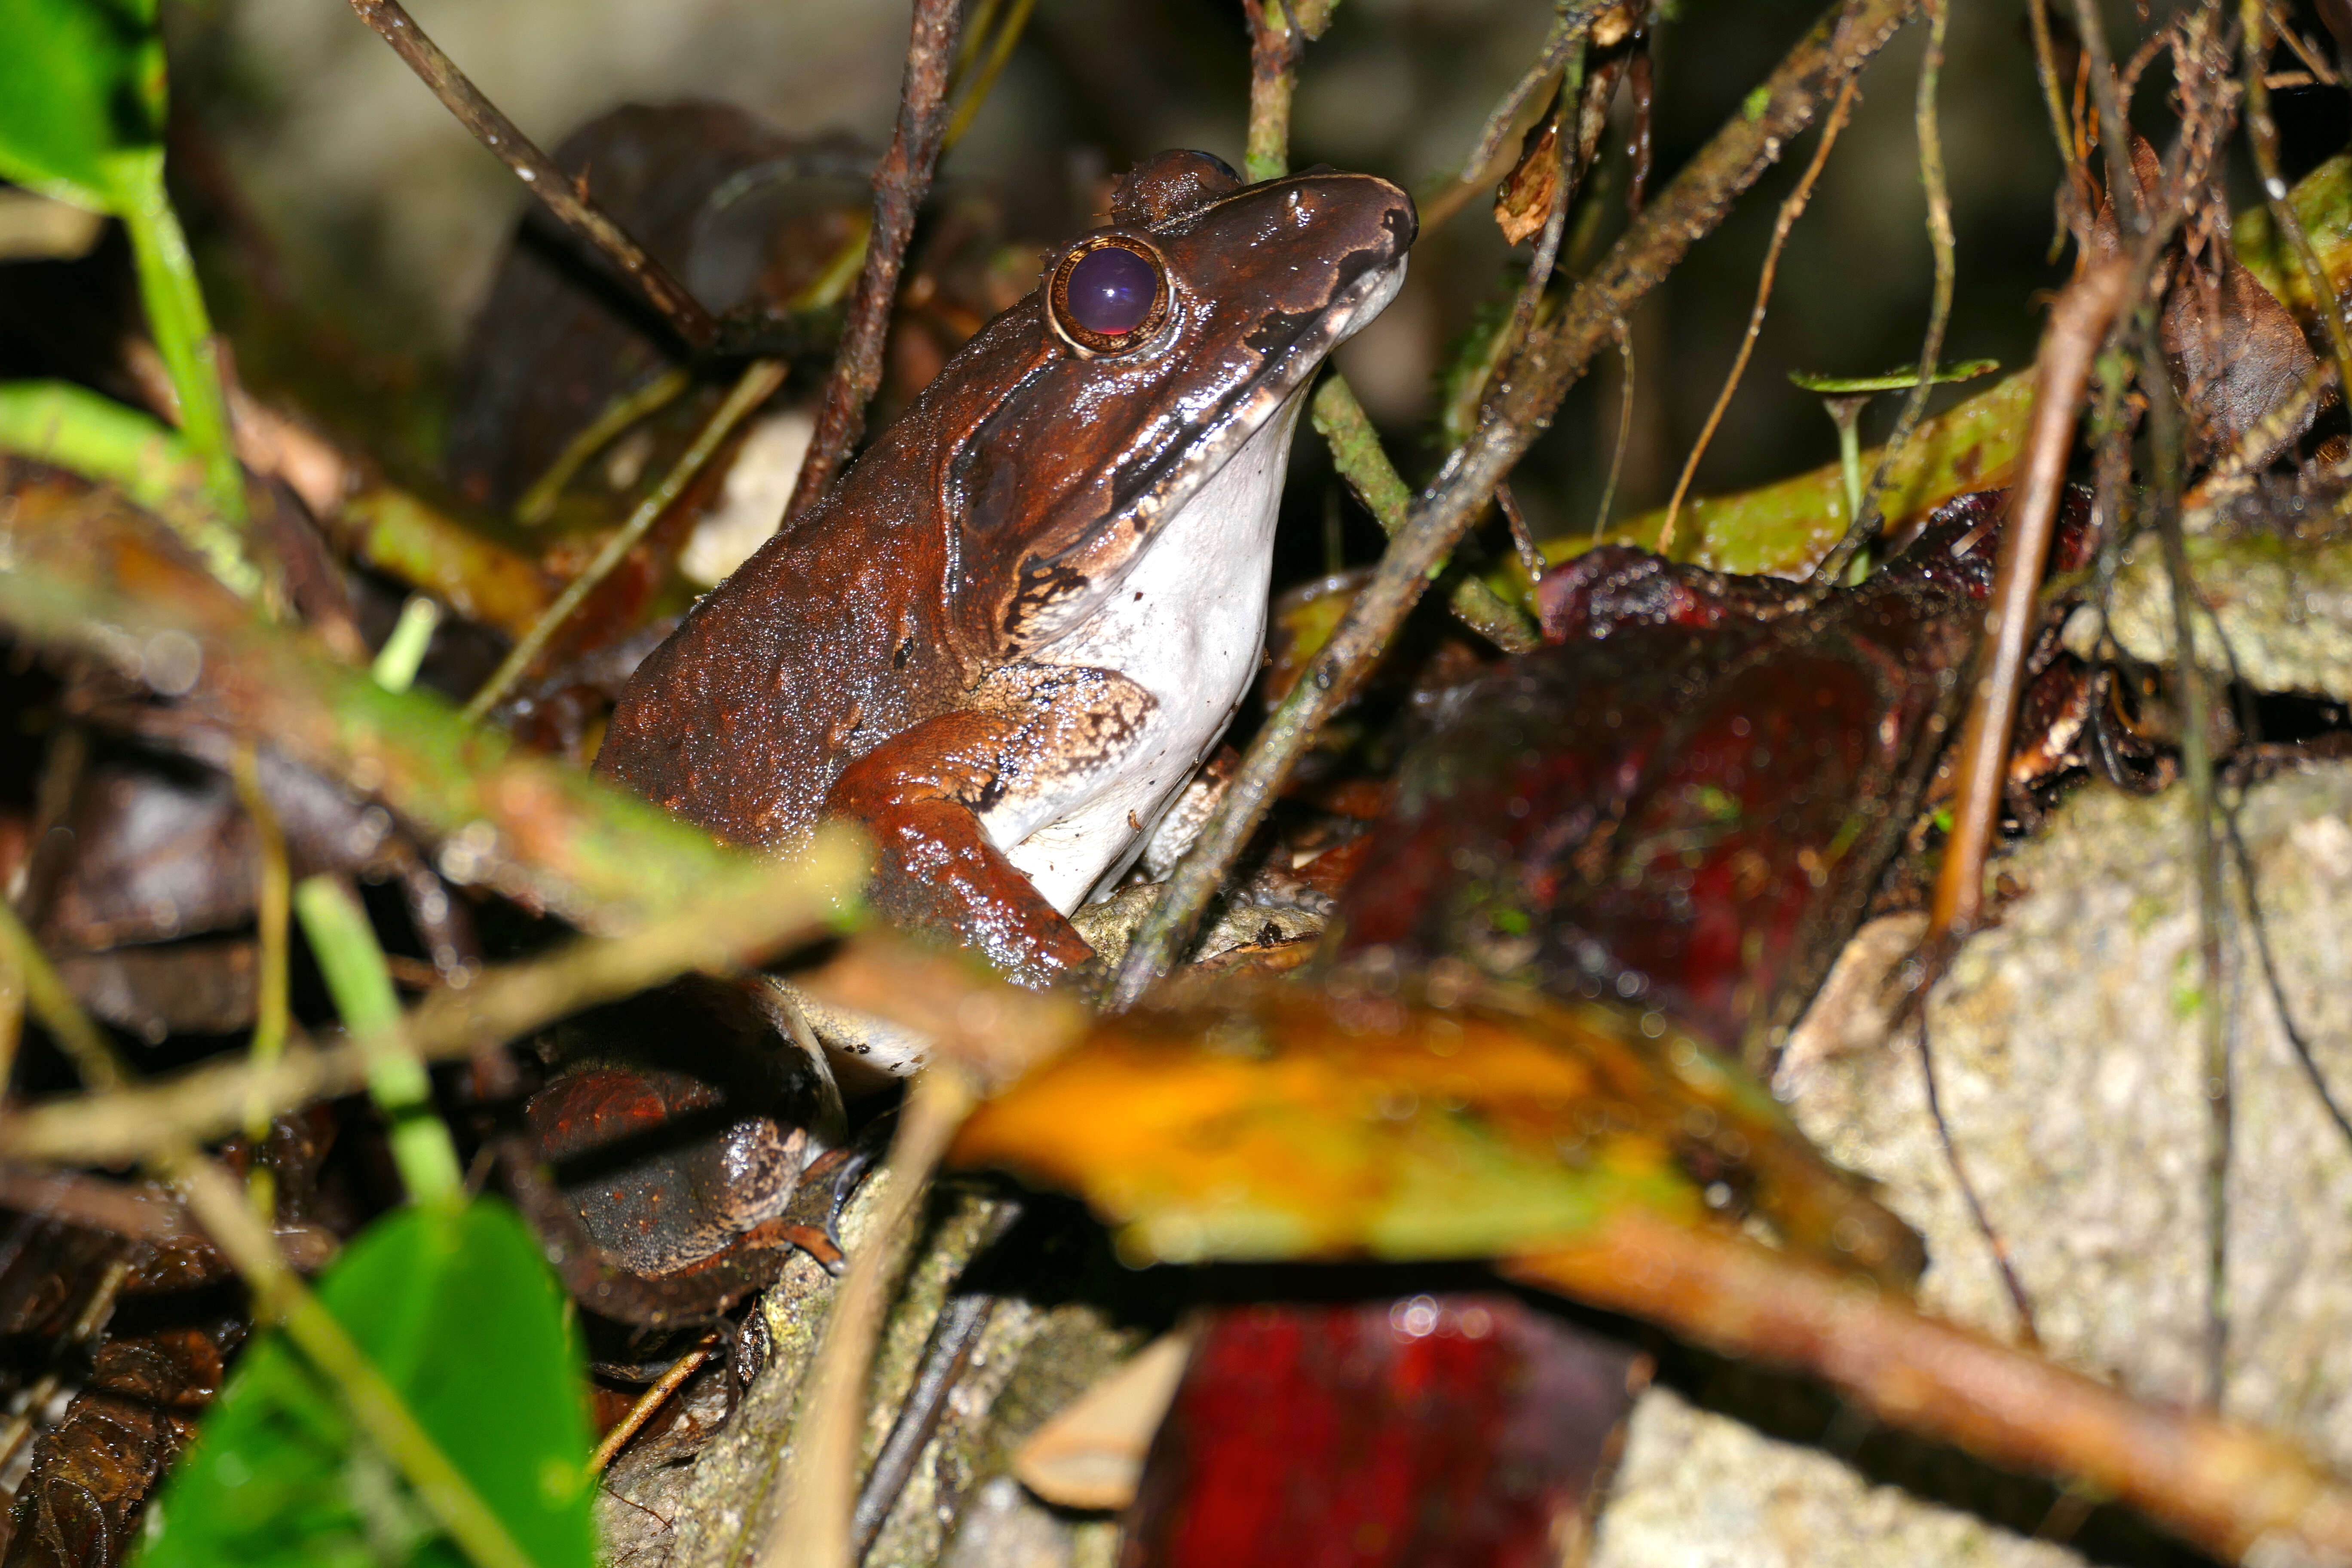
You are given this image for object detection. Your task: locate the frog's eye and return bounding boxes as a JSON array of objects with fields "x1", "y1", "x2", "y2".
[{"x1": 1048, "y1": 237, "x2": 1170, "y2": 355}]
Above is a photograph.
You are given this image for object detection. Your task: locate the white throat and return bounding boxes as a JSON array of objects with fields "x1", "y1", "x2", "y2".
[{"x1": 993, "y1": 390, "x2": 1306, "y2": 912}]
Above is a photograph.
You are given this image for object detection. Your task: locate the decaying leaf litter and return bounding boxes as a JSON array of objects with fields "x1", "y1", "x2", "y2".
[{"x1": 9, "y1": 0, "x2": 2352, "y2": 1563}]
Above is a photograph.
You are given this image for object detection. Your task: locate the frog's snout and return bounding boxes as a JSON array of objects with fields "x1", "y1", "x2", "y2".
[{"x1": 1286, "y1": 171, "x2": 1418, "y2": 265}]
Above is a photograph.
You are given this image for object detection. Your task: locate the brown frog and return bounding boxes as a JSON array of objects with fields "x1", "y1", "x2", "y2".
[{"x1": 598, "y1": 151, "x2": 1415, "y2": 983}]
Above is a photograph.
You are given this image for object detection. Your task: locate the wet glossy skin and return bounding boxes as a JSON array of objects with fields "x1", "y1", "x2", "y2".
[{"x1": 600, "y1": 151, "x2": 1415, "y2": 982}]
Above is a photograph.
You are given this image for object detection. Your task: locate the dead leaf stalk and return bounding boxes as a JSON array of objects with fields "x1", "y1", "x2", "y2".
[
  {"x1": 0, "y1": 838, "x2": 862, "y2": 1167},
  {"x1": 1928, "y1": 259, "x2": 2131, "y2": 941},
  {"x1": 1308, "y1": 378, "x2": 1537, "y2": 651},
  {"x1": 763, "y1": 1068, "x2": 976, "y2": 1568},
  {"x1": 230, "y1": 744, "x2": 292, "y2": 1142},
  {"x1": 589, "y1": 1333, "x2": 719, "y2": 1475}
]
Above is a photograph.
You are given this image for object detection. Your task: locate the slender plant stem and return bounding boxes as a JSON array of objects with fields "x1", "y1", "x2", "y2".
[
  {"x1": 1660, "y1": 76, "x2": 1857, "y2": 555},
  {"x1": 1815, "y1": 0, "x2": 1953, "y2": 582},
  {"x1": 1109, "y1": 0, "x2": 1929, "y2": 1008},
  {"x1": 346, "y1": 0, "x2": 718, "y2": 352},
  {"x1": 1243, "y1": 0, "x2": 1305, "y2": 182},
  {"x1": 294, "y1": 876, "x2": 463, "y2": 1206},
  {"x1": 230, "y1": 746, "x2": 291, "y2": 1143},
  {"x1": 2027, "y1": 0, "x2": 2078, "y2": 167},
  {"x1": 514, "y1": 368, "x2": 692, "y2": 528},
  {"x1": 2069, "y1": 0, "x2": 2144, "y2": 238},
  {"x1": 1504, "y1": 1212, "x2": 2352, "y2": 1566},
  {"x1": 116, "y1": 158, "x2": 249, "y2": 537},
  {"x1": 1591, "y1": 317, "x2": 1634, "y2": 538},
  {"x1": 1461, "y1": 3, "x2": 1606, "y2": 180},
  {"x1": 941, "y1": 0, "x2": 1038, "y2": 151},
  {"x1": 464, "y1": 358, "x2": 786, "y2": 722},
  {"x1": 1309, "y1": 379, "x2": 1537, "y2": 650},
  {"x1": 763, "y1": 1069, "x2": 976, "y2": 1568},
  {"x1": 785, "y1": 0, "x2": 963, "y2": 524},
  {"x1": 589, "y1": 1333, "x2": 717, "y2": 1474}
]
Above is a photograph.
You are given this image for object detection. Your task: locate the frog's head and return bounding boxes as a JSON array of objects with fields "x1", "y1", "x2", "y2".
[{"x1": 939, "y1": 151, "x2": 1416, "y2": 648}]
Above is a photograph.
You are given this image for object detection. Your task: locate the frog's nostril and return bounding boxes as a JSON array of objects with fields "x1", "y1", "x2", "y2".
[{"x1": 1067, "y1": 247, "x2": 1159, "y2": 337}]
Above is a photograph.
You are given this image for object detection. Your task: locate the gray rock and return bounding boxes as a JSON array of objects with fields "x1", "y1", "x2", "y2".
[
  {"x1": 2064, "y1": 530, "x2": 2352, "y2": 700},
  {"x1": 1596, "y1": 763, "x2": 2352, "y2": 1566}
]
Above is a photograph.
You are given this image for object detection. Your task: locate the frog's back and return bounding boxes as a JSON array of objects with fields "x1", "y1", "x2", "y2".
[{"x1": 594, "y1": 420, "x2": 964, "y2": 849}]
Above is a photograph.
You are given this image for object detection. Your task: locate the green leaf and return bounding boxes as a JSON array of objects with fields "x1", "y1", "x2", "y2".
[
  {"x1": 139, "y1": 1200, "x2": 595, "y2": 1568},
  {"x1": 0, "y1": 0, "x2": 166, "y2": 213}
]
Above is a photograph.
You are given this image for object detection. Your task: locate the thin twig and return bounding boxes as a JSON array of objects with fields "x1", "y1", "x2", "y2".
[
  {"x1": 2070, "y1": 0, "x2": 2145, "y2": 239},
  {"x1": 1916, "y1": 1005, "x2": 2040, "y2": 1344},
  {"x1": 1498, "y1": 46, "x2": 1587, "y2": 356},
  {"x1": 850, "y1": 1200, "x2": 1022, "y2": 1559},
  {"x1": 344, "y1": 0, "x2": 719, "y2": 352},
  {"x1": 1592, "y1": 316, "x2": 1634, "y2": 538},
  {"x1": 2223, "y1": 808, "x2": 2352, "y2": 1153},
  {"x1": 1658, "y1": 76, "x2": 1858, "y2": 556},
  {"x1": 463, "y1": 358, "x2": 785, "y2": 723},
  {"x1": 1928, "y1": 260, "x2": 2130, "y2": 940},
  {"x1": 763, "y1": 1069, "x2": 976, "y2": 1568},
  {"x1": 1814, "y1": 0, "x2": 1954, "y2": 582},
  {"x1": 1108, "y1": 0, "x2": 1929, "y2": 1008},
  {"x1": 1267, "y1": 9, "x2": 1534, "y2": 649},
  {"x1": 1504, "y1": 1212, "x2": 2352, "y2": 1566},
  {"x1": 590, "y1": 1333, "x2": 718, "y2": 1475},
  {"x1": 1461, "y1": 4, "x2": 1604, "y2": 180},
  {"x1": 1494, "y1": 484, "x2": 1548, "y2": 587},
  {"x1": 784, "y1": 0, "x2": 964, "y2": 525}
]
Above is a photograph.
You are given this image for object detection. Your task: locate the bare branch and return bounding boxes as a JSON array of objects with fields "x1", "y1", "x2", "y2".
[
  {"x1": 784, "y1": 0, "x2": 964, "y2": 524},
  {"x1": 345, "y1": 0, "x2": 720, "y2": 352}
]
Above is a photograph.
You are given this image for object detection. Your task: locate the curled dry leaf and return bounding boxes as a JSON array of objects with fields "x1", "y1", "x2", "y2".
[
  {"x1": 950, "y1": 977, "x2": 1919, "y2": 1282},
  {"x1": 1494, "y1": 110, "x2": 1563, "y2": 247}
]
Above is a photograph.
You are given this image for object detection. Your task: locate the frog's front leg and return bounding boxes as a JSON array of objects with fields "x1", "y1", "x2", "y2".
[{"x1": 824, "y1": 663, "x2": 1157, "y2": 986}]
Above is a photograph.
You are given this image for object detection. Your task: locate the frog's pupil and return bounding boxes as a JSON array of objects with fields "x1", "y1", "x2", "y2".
[{"x1": 1067, "y1": 247, "x2": 1157, "y2": 336}]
